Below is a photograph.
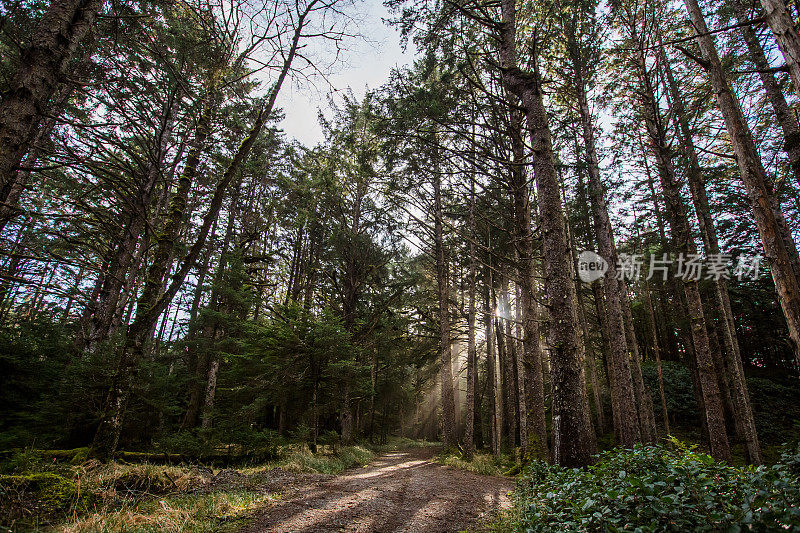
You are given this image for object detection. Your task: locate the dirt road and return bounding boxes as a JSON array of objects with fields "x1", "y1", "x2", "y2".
[{"x1": 242, "y1": 448, "x2": 514, "y2": 532}]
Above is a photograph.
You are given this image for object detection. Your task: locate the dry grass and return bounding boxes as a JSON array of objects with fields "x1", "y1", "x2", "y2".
[{"x1": 58, "y1": 490, "x2": 278, "y2": 533}]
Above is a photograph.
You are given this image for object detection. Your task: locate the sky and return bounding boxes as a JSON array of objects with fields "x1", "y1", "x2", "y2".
[{"x1": 275, "y1": 0, "x2": 416, "y2": 147}]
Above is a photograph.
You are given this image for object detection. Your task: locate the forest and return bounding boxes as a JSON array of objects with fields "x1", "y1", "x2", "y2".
[{"x1": 1, "y1": 0, "x2": 800, "y2": 529}]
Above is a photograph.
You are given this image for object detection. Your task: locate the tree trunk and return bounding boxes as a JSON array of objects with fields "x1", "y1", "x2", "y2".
[
  {"x1": 496, "y1": 0, "x2": 594, "y2": 465},
  {"x1": 514, "y1": 283, "x2": 528, "y2": 453},
  {"x1": 644, "y1": 278, "x2": 670, "y2": 436},
  {"x1": 433, "y1": 163, "x2": 456, "y2": 447},
  {"x1": 732, "y1": 0, "x2": 800, "y2": 190},
  {"x1": 659, "y1": 44, "x2": 764, "y2": 464},
  {"x1": 508, "y1": 104, "x2": 549, "y2": 459},
  {"x1": 621, "y1": 280, "x2": 658, "y2": 442},
  {"x1": 485, "y1": 267, "x2": 501, "y2": 457},
  {"x1": 200, "y1": 359, "x2": 220, "y2": 429},
  {"x1": 464, "y1": 180, "x2": 477, "y2": 460},
  {"x1": 630, "y1": 24, "x2": 732, "y2": 461}
]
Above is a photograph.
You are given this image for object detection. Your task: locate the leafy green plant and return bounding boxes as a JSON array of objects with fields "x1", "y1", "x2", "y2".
[{"x1": 499, "y1": 441, "x2": 800, "y2": 532}]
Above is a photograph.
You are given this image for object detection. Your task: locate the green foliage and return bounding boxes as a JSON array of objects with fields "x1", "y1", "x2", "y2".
[
  {"x1": 641, "y1": 361, "x2": 800, "y2": 448},
  {"x1": 500, "y1": 442, "x2": 800, "y2": 532},
  {"x1": 746, "y1": 375, "x2": 800, "y2": 446},
  {"x1": 0, "y1": 319, "x2": 73, "y2": 448},
  {"x1": 641, "y1": 361, "x2": 700, "y2": 429}
]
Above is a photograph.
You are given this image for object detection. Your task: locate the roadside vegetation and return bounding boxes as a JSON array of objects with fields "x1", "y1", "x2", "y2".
[
  {"x1": 0, "y1": 442, "x2": 390, "y2": 532},
  {"x1": 490, "y1": 440, "x2": 800, "y2": 532}
]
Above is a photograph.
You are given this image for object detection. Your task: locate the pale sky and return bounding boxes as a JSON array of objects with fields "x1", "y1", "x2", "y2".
[{"x1": 275, "y1": 0, "x2": 416, "y2": 147}]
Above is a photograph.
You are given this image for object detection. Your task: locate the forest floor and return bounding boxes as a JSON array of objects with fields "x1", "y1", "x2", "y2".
[{"x1": 241, "y1": 447, "x2": 514, "y2": 532}]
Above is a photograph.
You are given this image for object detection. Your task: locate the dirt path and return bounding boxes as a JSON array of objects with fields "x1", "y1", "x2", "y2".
[{"x1": 242, "y1": 448, "x2": 514, "y2": 532}]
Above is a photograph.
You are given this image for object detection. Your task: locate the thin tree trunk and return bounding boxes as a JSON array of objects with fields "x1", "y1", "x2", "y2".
[
  {"x1": 661, "y1": 36, "x2": 764, "y2": 462},
  {"x1": 485, "y1": 266, "x2": 501, "y2": 457},
  {"x1": 200, "y1": 359, "x2": 220, "y2": 430},
  {"x1": 629, "y1": 23, "x2": 731, "y2": 461},
  {"x1": 579, "y1": 285, "x2": 605, "y2": 434},
  {"x1": 499, "y1": 275, "x2": 517, "y2": 449},
  {"x1": 621, "y1": 279, "x2": 658, "y2": 442},
  {"x1": 732, "y1": 0, "x2": 800, "y2": 189},
  {"x1": 570, "y1": 35, "x2": 641, "y2": 446},
  {"x1": 514, "y1": 283, "x2": 528, "y2": 453},
  {"x1": 497, "y1": 0, "x2": 594, "y2": 465},
  {"x1": 759, "y1": 0, "x2": 800, "y2": 101},
  {"x1": 433, "y1": 164, "x2": 456, "y2": 447},
  {"x1": 508, "y1": 104, "x2": 548, "y2": 459},
  {"x1": 464, "y1": 179, "x2": 477, "y2": 460},
  {"x1": 644, "y1": 277, "x2": 670, "y2": 436}
]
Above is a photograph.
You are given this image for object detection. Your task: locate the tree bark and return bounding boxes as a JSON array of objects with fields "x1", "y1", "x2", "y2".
[
  {"x1": 644, "y1": 278, "x2": 670, "y2": 435},
  {"x1": 658, "y1": 44, "x2": 762, "y2": 462},
  {"x1": 508, "y1": 104, "x2": 548, "y2": 459},
  {"x1": 485, "y1": 265, "x2": 501, "y2": 457},
  {"x1": 621, "y1": 280, "x2": 658, "y2": 442},
  {"x1": 464, "y1": 179, "x2": 477, "y2": 460},
  {"x1": 629, "y1": 22, "x2": 732, "y2": 461}
]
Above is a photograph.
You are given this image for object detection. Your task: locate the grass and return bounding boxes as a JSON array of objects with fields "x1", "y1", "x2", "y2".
[
  {"x1": 0, "y1": 444, "x2": 380, "y2": 532},
  {"x1": 58, "y1": 490, "x2": 278, "y2": 533},
  {"x1": 436, "y1": 450, "x2": 516, "y2": 477},
  {"x1": 275, "y1": 445, "x2": 374, "y2": 474}
]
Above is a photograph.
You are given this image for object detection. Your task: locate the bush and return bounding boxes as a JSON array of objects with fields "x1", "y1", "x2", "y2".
[{"x1": 504, "y1": 441, "x2": 800, "y2": 532}]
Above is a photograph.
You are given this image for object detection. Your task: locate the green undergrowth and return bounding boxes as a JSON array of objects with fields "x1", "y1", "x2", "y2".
[
  {"x1": 276, "y1": 444, "x2": 373, "y2": 474},
  {"x1": 491, "y1": 439, "x2": 800, "y2": 532},
  {"x1": 437, "y1": 449, "x2": 517, "y2": 477}
]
